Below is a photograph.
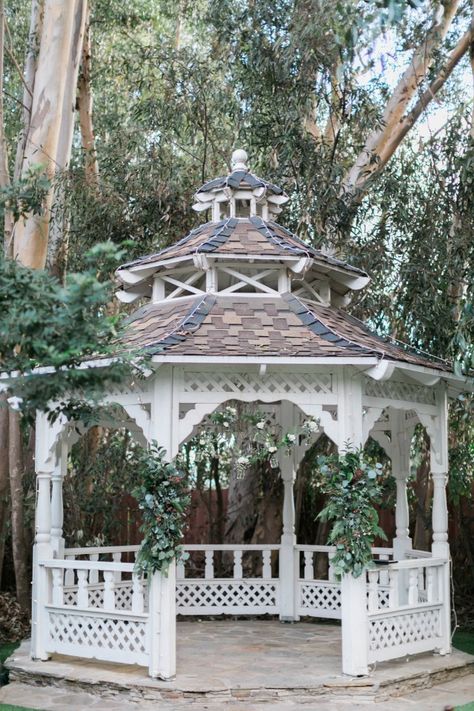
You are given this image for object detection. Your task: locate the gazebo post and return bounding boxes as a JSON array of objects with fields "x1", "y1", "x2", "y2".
[
  {"x1": 31, "y1": 468, "x2": 53, "y2": 660},
  {"x1": 50, "y1": 440, "x2": 67, "y2": 557},
  {"x1": 279, "y1": 401, "x2": 298, "y2": 621},
  {"x1": 148, "y1": 366, "x2": 177, "y2": 679},
  {"x1": 391, "y1": 411, "x2": 413, "y2": 562},
  {"x1": 338, "y1": 370, "x2": 369, "y2": 676}
]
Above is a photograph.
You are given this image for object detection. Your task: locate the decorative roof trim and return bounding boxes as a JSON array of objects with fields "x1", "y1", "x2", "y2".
[
  {"x1": 282, "y1": 293, "x2": 378, "y2": 355},
  {"x1": 194, "y1": 218, "x2": 238, "y2": 254},
  {"x1": 249, "y1": 216, "x2": 311, "y2": 256},
  {"x1": 144, "y1": 294, "x2": 216, "y2": 355}
]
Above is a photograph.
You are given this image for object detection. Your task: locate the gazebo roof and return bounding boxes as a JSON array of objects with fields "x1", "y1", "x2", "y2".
[
  {"x1": 121, "y1": 292, "x2": 450, "y2": 371},
  {"x1": 116, "y1": 148, "x2": 453, "y2": 376}
]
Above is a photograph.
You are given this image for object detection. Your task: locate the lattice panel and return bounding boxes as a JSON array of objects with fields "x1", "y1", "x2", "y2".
[
  {"x1": 368, "y1": 607, "x2": 441, "y2": 660},
  {"x1": 62, "y1": 582, "x2": 136, "y2": 611},
  {"x1": 176, "y1": 580, "x2": 279, "y2": 614},
  {"x1": 183, "y1": 371, "x2": 333, "y2": 396},
  {"x1": 298, "y1": 582, "x2": 341, "y2": 619},
  {"x1": 47, "y1": 610, "x2": 148, "y2": 665},
  {"x1": 364, "y1": 379, "x2": 435, "y2": 405}
]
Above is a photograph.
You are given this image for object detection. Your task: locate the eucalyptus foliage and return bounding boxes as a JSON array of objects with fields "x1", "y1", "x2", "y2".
[
  {"x1": 317, "y1": 449, "x2": 387, "y2": 578},
  {"x1": 0, "y1": 241, "x2": 135, "y2": 422},
  {"x1": 133, "y1": 443, "x2": 190, "y2": 576}
]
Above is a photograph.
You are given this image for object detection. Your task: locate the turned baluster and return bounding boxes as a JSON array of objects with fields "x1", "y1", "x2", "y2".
[
  {"x1": 233, "y1": 550, "x2": 243, "y2": 579},
  {"x1": 408, "y1": 568, "x2": 419, "y2": 605},
  {"x1": 379, "y1": 555, "x2": 389, "y2": 585},
  {"x1": 89, "y1": 554, "x2": 99, "y2": 584},
  {"x1": 328, "y1": 552, "x2": 336, "y2": 582},
  {"x1": 368, "y1": 570, "x2": 379, "y2": 612},
  {"x1": 205, "y1": 550, "x2": 214, "y2": 579},
  {"x1": 132, "y1": 573, "x2": 144, "y2": 613},
  {"x1": 176, "y1": 560, "x2": 185, "y2": 579},
  {"x1": 77, "y1": 569, "x2": 89, "y2": 608},
  {"x1": 262, "y1": 550, "x2": 272, "y2": 580},
  {"x1": 304, "y1": 551, "x2": 313, "y2": 581},
  {"x1": 103, "y1": 571, "x2": 116, "y2": 611},
  {"x1": 112, "y1": 552, "x2": 122, "y2": 583},
  {"x1": 426, "y1": 567, "x2": 435, "y2": 603},
  {"x1": 51, "y1": 568, "x2": 64, "y2": 606},
  {"x1": 389, "y1": 568, "x2": 399, "y2": 609},
  {"x1": 64, "y1": 556, "x2": 75, "y2": 586}
]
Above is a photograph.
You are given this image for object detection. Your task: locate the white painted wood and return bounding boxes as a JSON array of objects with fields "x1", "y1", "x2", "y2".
[
  {"x1": 262, "y1": 550, "x2": 272, "y2": 580},
  {"x1": 233, "y1": 550, "x2": 243, "y2": 579},
  {"x1": 152, "y1": 276, "x2": 165, "y2": 302},
  {"x1": 51, "y1": 568, "x2": 64, "y2": 607},
  {"x1": 103, "y1": 571, "x2": 116, "y2": 611},
  {"x1": 132, "y1": 574, "x2": 145, "y2": 614},
  {"x1": 77, "y1": 570, "x2": 89, "y2": 608},
  {"x1": 341, "y1": 574, "x2": 369, "y2": 676},
  {"x1": 279, "y1": 401, "x2": 298, "y2": 622},
  {"x1": 205, "y1": 550, "x2": 214, "y2": 579}
]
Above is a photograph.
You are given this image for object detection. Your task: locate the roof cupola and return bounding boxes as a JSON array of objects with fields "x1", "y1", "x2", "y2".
[{"x1": 192, "y1": 149, "x2": 289, "y2": 222}]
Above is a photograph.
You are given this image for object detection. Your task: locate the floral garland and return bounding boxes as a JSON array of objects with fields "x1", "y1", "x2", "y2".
[
  {"x1": 316, "y1": 448, "x2": 387, "y2": 578},
  {"x1": 133, "y1": 442, "x2": 190, "y2": 576}
]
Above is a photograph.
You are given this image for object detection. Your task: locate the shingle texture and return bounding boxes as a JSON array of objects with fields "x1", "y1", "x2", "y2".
[
  {"x1": 118, "y1": 218, "x2": 367, "y2": 278},
  {"x1": 121, "y1": 293, "x2": 449, "y2": 370}
]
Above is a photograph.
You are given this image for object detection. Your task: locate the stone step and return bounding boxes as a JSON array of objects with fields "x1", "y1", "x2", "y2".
[{"x1": 5, "y1": 641, "x2": 474, "y2": 706}]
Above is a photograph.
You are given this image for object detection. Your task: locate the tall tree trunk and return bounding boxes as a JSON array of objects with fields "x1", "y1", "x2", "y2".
[
  {"x1": 0, "y1": 396, "x2": 9, "y2": 589},
  {"x1": 8, "y1": 410, "x2": 29, "y2": 610},
  {"x1": 13, "y1": 0, "x2": 86, "y2": 268},
  {"x1": 77, "y1": 2, "x2": 99, "y2": 189}
]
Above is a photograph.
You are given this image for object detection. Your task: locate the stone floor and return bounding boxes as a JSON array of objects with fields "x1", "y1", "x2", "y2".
[{"x1": 3, "y1": 620, "x2": 474, "y2": 708}]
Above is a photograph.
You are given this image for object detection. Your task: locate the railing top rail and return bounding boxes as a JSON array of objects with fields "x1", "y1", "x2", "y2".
[
  {"x1": 182, "y1": 544, "x2": 281, "y2": 551},
  {"x1": 371, "y1": 547, "x2": 394, "y2": 554},
  {"x1": 387, "y1": 557, "x2": 447, "y2": 571},
  {"x1": 63, "y1": 545, "x2": 140, "y2": 556},
  {"x1": 40, "y1": 559, "x2": 136, "y2": 573},
  {"x1": 294, "y1": 545, "x2": 335, "y2": 552},
  {"x1": 406, "y1": 549, "x2": 432, "y2": 558}
]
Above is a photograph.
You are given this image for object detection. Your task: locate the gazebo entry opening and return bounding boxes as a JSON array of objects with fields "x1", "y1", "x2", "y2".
[{"x1": 30, "y1": 150, "x2": 467, "y2": 681}]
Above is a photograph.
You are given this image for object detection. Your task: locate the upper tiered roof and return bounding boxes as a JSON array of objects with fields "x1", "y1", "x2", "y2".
[{"x1": 116, "y1": 150, "x2": 451, "y2": 373}]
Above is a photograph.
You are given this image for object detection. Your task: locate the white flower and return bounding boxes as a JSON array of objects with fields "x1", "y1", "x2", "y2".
[
  {"x1": 223, "y1": 421, "x2": 229, "y2": 428},
  {"x1": 268, "y1": 446, "x2": 277, "y2": 453},
  {"x1": 287, "y1": 433, "x2": 296, "y2": 443},
  {"x1": 227, "y1": 407, "x2": 237, "y2": 416},
  {"x1": 304, "y1": 419, "x2": 318, "y2": 432},
  {"x1": 199, "y1": 439, "x2": 206, "y2": 446},
  {"x1": 237, "y1": 455, "x2": 249, "y2": 465},
  {"x1": 7, "y1": 396, "x2": 22, "y2": 411},
  {"x1": 256, "y1": 421, "x2": 265, "y2": 429}
]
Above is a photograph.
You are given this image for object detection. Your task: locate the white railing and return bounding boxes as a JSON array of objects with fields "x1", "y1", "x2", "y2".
[
  {"x1": 367, "y1": 557, "x2": 449, "y2": 663},
  {"x1": 39, "y1": 557, "x2": 148, "y2": 666},
  {"x1": 177, "y1": 544, "x2": 280, "y2": 615}
]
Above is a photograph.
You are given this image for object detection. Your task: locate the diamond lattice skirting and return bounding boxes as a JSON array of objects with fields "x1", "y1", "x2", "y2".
[
  {"x1": 297, "y1": 581, "x2": 341, "y2": 619},
  {"x1": 368, "y1": 605, "x2": 443, "y2": 663},
  {"x1": 176, "y1": 579, "x2": 279, "y2": 615},
  {"x1": 46, "y1": 608, "x2": 148, "y2": 666}
]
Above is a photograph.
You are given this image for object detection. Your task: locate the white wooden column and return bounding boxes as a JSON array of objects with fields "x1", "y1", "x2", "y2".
[
  {"x1": 50, "y1": 441, "x2": 67, "y2": 557},
  {"x1": 279, "y1": 401, "x2": 298, "y2": 622},
  {"x1": 31, "y1": 469, "x2": 53, "y2": 660},
  {"x1": 391, "y1": 411, "x2": 413, "y2": 561},
  {"x1": 337, "y1": 369, "x2": 369, "y2": 676},
  {"x1": 148, "y1": 365, "x2": 177, "y2": 679}
]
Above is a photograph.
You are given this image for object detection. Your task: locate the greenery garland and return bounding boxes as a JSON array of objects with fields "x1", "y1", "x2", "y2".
[
  {"x1": 133, "y1": 442, "x2": 190, "y2": 577},
  {"x1": 316, "y1": 448, "x2": 388, "y2": 578}
]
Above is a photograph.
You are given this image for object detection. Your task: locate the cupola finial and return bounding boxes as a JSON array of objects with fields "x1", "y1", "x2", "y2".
[{"x1": 231, "y1": 148, "x2": 248, "y2": 172}]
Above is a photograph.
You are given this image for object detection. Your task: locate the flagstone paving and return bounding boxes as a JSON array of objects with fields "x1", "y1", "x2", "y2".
[{"x1": 2, "y1": 620, "x2": 474, "y2": 709}]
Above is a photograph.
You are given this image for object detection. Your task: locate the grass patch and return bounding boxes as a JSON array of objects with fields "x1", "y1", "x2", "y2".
[
  {"x1": 0, "y1": 642, "x2": 19, "y2": 687},
  {"x1": 456, "y1": 704, "x2": 474, "y2": 711},
  {"x1": 0, "y1": 706, "x2": 41, "y2": 711},
  {"x1": 453, "y1": 630, "x2": 474, "y2": 656}
]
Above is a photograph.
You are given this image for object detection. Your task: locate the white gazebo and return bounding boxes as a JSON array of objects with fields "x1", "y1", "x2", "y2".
[{"x1": 31, "y1": 150, "x2": 471, "y2": 680}]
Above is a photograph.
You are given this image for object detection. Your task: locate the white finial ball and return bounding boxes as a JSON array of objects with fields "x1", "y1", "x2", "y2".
[{"x1": 231, "y1": 148, "x2": 248, "y2": 172}]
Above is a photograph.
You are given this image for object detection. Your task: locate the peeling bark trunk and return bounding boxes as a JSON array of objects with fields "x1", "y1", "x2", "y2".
[
  {"x1": 0, "y1": 397, "x2": 9, "y2": 589},
  {"x1": 342, "y1": 0, "x2": 464, "y2": 199},
  {"x1": 13, "y1": 0, "x2": 86, "y2": 269},
  {"x1": 8, "y1": 410, "x2": 29, "y2": 611},
  {"x1": 413, "y1": 432, "x2": 433, "y2": 551},
  {"x1": 77, "y1": 1, "x2": 99, "y2": 188}
]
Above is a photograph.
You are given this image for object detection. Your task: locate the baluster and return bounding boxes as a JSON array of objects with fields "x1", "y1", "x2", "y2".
[
  {"x1": 328, "y1": 552, "x2": 336, "y2": 582},
  {"x1": 77, "y1": 569, "x2": 89, "y2": 608},
  {"x1": 304, "y1": 551, "x2": 313, "y2": 581},
  {"x1": 262, "y1": 550, "x2": 272, "y2": 580},
  {"x1": 103, "y1": 571, "x2": 116, "y2": 611},
  {"x1": 132, "y1": 573, "x2": 144, "y2": 613},
  {"x1": 176, "y1": 560, "x2": 185, "y2": 579},
  {"x1": 205, "y1": 550, "x2": 214, "y2": 579},
  {"x1": 52, "y1": 568, "x2": 64, "y2": 606},
  {"x1": 389, "y1": 568, "x2": 399, "y2": 608},
  {"x1": 233, "y1": 550, "x2": 243, "y2": 579},
  {"x1": 368, "y1": 570, "x2": 379, "y2": 612},
  {"x1": 112, "y1": 552, "x2": 122, "y2": 583},
  {"x1": 426, "y1": 567, "x2": 435, "y2": 603},
  {"x1": 64, "y1": 556, "x2": 75, "y2": 586},
  {"x1": 408, "y1": 568, "x2": 419, "y2": 605},
  {"x1": 89, "y1": 554, "x2": 99, "y2": 585},
  {"x1": 379, "y1": 555, "x2": 389, "y2": 585}
]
